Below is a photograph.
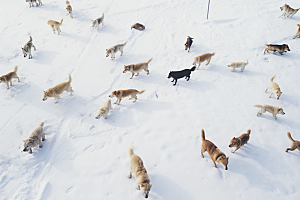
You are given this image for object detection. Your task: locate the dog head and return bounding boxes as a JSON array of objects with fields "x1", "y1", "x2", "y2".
[
  {"x1": 139, "y1": 183, "x2": 152, "y2": 198},
  {"x1": 42, "y1": 91, "x2": 50, "y2": 101},
  {"x1": 277, "y1": 107, "x2": 285, "y2": 115},
  {"x1": 217, "y1": 155, "x2": 229, "y2": 170},
  {"x1": 227, "y1": 62, "x2": 234, "y2": 67},
  {"x1": 109, "y1": 90, "x2": 120, "y2": 98},
  {"x1": 280, "y1": 4, "x2": 288, "y2": 11},
  {"x1": 0, "y1": 76, "x2": 5, "y2": 83},
  {"x1": 23, "y1": 138, "x2": 34, "y2": 153},
  {"x1": 167, "y1": 71, "x2": 173, "y2": 79},
  {"x1": 21, "y1": 47, "x2": 27, "y2": 57},
  {"x1": 92, "y1": 19, "x2": 97, "y2": 27},
  {"x1": 229, "y1": 137, "x2": 238, "y2": 148},
  {"x1": 95, "y1": 109, "x2": 105, "y2": 119},
  {"x1": 123, "y1": 65, "x2": 131, "y2": 73},
  {"x1": 283, "y1": 44, "x2": 290, "y2": 51},
  {"x1": 105, "y1": 49, "x2": 111, "y2": 57}
]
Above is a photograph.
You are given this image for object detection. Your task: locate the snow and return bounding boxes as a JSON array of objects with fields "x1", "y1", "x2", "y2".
[{"x1": 0, "y1": 0, "x2": 300, "y2": 199}]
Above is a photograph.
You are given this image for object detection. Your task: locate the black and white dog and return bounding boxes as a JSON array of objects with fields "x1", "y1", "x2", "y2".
[
  {"x1": 22, "y1": 36, "x2": 36, "y2": 59},
  {"x1": 167, "y1": 66, "x2": 196, "y2": 86}
]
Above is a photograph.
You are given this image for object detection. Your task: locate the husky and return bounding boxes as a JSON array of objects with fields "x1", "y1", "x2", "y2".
[
  {"x1": 123, "y1": 58, "x2": 152, "y2": 79},
  {"x1": 286, "y1": 132, "x2": 300, "y2": 152},
  {"x1": 66, "y1": 0, "x2": 73, "y2": 19},
  {"x1": 264, "y1": 44, "x2": 290, "y2": 55},
  {"x1": 23, "y1": 122, "x2": 45, "y2": 154},
  {"x1": 279, "y1": 4, "x2": 300, "y2": 18},
  {"x1": 184, "y1": 36, "x2": 193, "y2": 52},
  {"x1": 293, "y1": 24, "x2": 300, "y2": 39},
  {"x1": 95, "y1": 99, "x2": 112, "y2": 119},
  {"x1": 43, "y1": 74, "x2": 74, "y2": 103},
  {"x1": 128, "y1": 144, "x2": 152, "y2": 198},
  {"x1": 227, "y1": 60, "x2": 248, "y2": 72},
  {"x1": 193, "y1": 52, "x2": 215, "y2": 70},
  {"x1": 26, "y1": 0, "x2": 42, "y2": 7},
  {"x1": 106, "y1": 41, "x2": 127, "y2": 60},
  {"x1": 167, "y1": 66, "x2": 196, "y2": 86},
  {"x1": 229, "y1": 130, "x2": 251, "y2": 153},
  {"x1": 253, "y1": 104, "x2": 285, "y2": 120},
  {"x1": 47, "y1": 19, "x2": 63, "y2": 35},
  {"x1": 22, "y1": 36, "x2": 36, "y2": 59},
  {"x1": 265, "y1": 74, "x2": 282, "y2": 100},
  {"x1": 0, "y1": 66, "x2": 20, "y2": 89},
  {"x1": 201, "y1": 129, "x2": 229, "y2": 170},
  {"x1": 92, "y1": 13, "x2": 104, "y2": 30},
  {"x1": 131, "y1": 23, "x2": 145, "y2": 31},
  {"x1": 109, "y1": 89, "x2": 145, "y2": 105}
]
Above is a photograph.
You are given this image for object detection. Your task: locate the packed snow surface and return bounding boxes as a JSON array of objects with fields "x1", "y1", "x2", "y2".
[{"x1": 0, "y1": 0, "x2": 300, "y2": 199}]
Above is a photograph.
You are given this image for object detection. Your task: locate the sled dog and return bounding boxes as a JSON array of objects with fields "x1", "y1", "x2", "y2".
[
  {"x1": 22, "y1": 36, "x2": 36, "y2": 59},
  {"x1": 131, "y1": 23, "x2": 145, "y2": 31},
  {"x1": 286, "y1": 132, "x2": 300, "y2": 152},
  {"x1": 43, "y1": 74, "x2": 73, "y2": 103},
  {"x1": 23, "y1": 122, "x2": 45, "y2": 154},
  {"x1": 193, "y1": 52, "x2": 215, "y2": 70},
  {"x1": 201, "y1": 129, "x2": 229, "y2": 170},
  {"x1": 92, "y1": 13, "x2": 104, "y2": 30},
  {"x1": 167, "y1": 66, "x2": 196, "y2": 86},
  {"x1": 106, "y1": 41, "x2": 127, "y2": 60},
  {"x1": 66, "y1": 0, "x2": 73, "y2": 18},
  {"x1": 123, "y1": 58, "x2": 152, "y2": 79},
  {"x1": 128, "y1": 144, "x2": 152, "y2": 198},
  {"x1": 47, "y1": 19, "x2": 63, "y2": 35},
  {"x1": 293, "y1": 24, "x2": 300, "y2": 39},
  {"x1": 264, "y1": 44, "x2": 290, "y2": 55},
  {"x1": 0, "y1": 66, "x2": 20, "y2": 89},
  {"x1": 109, "y1": 89, "x2": 145, "y2": 105},
  {"x1": 265, "y1": 74, "x2": 282, "y2": 100},
  {"x1": 95, "y1": 99, "x2": 112, "y2": 119},
  {"x1": 253, "y1": 104, "x2": 285, "y2": 120},
  {"x1": 229, "y1": 129, "x2": 251, "y2": 153},
  {"x1": 279, "y1": 4, "x2": 300, "y2": 18},
  {"x1": 26, "y1": 0, "x2": 42, "y2": 7},
  {"x1": 184, "y1": 36, "x2": 193, "y2": 52},
  {"x1": 227, "y1": 60, "x2": 248, "y2": 72}
]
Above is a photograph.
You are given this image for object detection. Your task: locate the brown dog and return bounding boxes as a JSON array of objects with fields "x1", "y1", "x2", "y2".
[
  {"x1": 123, "y1": 58, "x2": 152, "y2": 79},
  {"x1": 47, "y1": 19, "x2": 63, "y2": 35},
  {"x1": 293, "y1": 24, "x2": 300, "y2": 39},
  {"x1": 286, "y1": 132, "x2": 300, "y2": 152},
  {"x1": 66, "y1": 1, "x2": 73, "y2": 18},
  {"x1": 0, "y1": 66, "x2": 20, "y2": 89},
  {"x1": 109, "y1": 89, "x2": 145, "y2": 105},
  {"x1": 193, "y1": 52, "x2": 215, "y2": 70},
  {"x1": 131, "y1": 23, "x2": 145, "y2": 31},
  {"x1": 264, "y1": 44, "x2": 290, "y2": 55},
  {"x1": 184, "y1": 36, "x2": 193, "y2": 52},
  {"x1": 201, "y1": 129, "x2": 229, "y2": 170},
  {"x1": 229, "y1": 130, "x2": 251, "y2": 153}
]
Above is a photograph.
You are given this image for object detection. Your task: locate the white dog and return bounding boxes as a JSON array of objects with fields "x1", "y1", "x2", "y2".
[
  {"x1": 95, "y1": 99, "x2": 111, "y2": 119},
  {"x1": 253, "y1": 104, "x2": 285, "y2": 120},
  {"x1": 227, "y1": 60, "x2": 248, "y2": 72},
  {"x1": 106, "y1": 41, "x2": 127, "y2": 60},
  {"x1": 265, "y1": 74, "x2": 282, "y2": 100},
  {"x1": 23, "y1": 122, "x2": 45, "y2": 154}
]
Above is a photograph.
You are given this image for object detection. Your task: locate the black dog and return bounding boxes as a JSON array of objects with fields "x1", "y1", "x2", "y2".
[
  {"x1": 167, "y1": 66, "x2": 196, "y2": 86},
  {"x1": 184, "y1": 36, "x2": 193, "y2": 52}
]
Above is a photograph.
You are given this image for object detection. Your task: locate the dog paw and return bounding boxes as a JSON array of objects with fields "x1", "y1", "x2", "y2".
[{"x1": 231, "y1": 150, "x2": 235, "y2": 153}]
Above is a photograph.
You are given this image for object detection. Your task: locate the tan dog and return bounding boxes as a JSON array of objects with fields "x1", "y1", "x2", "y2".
[
  {"x1": 23, "y1": 122, "x2": 45, "y2": 154},
  {"x1": 47, "y1": 19, "x2": 63, "y2": 35},
  {"x1": 229, "y1": 130, "x2": 251, "y2": 153},
  {"x1": 265, "y1": 74, "x2": 282, "y2": 100},
  {"x1": 43, "y1": 74, "x2": 73, "y2": 103},
  {"x1": 253, "y1": 104, "x2": 285, "y2": 120},
  {"x1": 109, "y1": 89, "x2": 145, "y2": 105},
  {"x1": 0, "y1": 66, "x2": 20, "y2": 89},
  {"x1": 95, "y1": 99, "x2": 111, "y2": 119},
  {"x1": 201, "y1": 129, "x2": 229, "y2": 170},
  {"x1": 123, "y1": 58, "x2": 152, "y2": 79},
  {"x1": 264, "y1": 44, "x2": 290, "y2": 55},
  {"x1": 227, "y1": 60, "x2": 248, "y2": 72},
  {"x1": 66, "y1": 1, "x2": 73, "y2": 18},
  {"x1": 293, "y1": 24, "x2": 300, "y2": 39},
  {"x1": 280, "y1": 4, "x2": 300, "y2": 18},
  {"x1": 128, "y1": 144, "x2": 152, "y2": 198},
  {"x1": 286, "y1": 132, "x2": 300, "y2": 152},
  {"x1": 193, "y1": 52, "x2": 215, "y2": 70}
]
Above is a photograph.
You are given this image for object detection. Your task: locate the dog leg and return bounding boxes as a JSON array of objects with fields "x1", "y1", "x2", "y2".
[
  {"x1": 137, "y1": 185, "x2": 140, "y2": 190},
  {"x1": 29, "y1": 148, "x2": 32, "y2": 154},
  {"x1": 132, "y1": 95, "x2": 137, "y2": 103},
  {"x1": 269, "y1": 92, "x2": 273, "y2": 98},
  {"x1": 6, "y1": 82, "x2": 9, "y2": 89},
  {"x1": 118, "y1": 98, "x2": 121, "y2": 105},
  {"x1": 241, "y1": 67, "x2": 244, "y2": 72},
  {"x1": 231, "y1": 67, "x2": 235, "y2": 72},
  {"x1": 146, "y1": 69, "x2": 149, "y2": 75},
  {"x1": 130, "y1": 73, "x2": 134, "y2": 79},
  {"x1": 39, "y1": 140, "x2": 43, "y2": 148},
  {"x1": 173, "y1": 79, "x2": 177, "y2": 86},
  {"x1": 196, "y1": 63, "x2": 200, "y2": 70},
  {"x1": 33, "y1": 45, "x2": 36, "y2": 51},
  {"x1": 171, "y1": 79, "x2": 174, "y2": 82},
  {"x1": 201, "y1": 146, "x2": 205, "y2": 158},
  {"x1": 114, "y1": 99, "x2": 118, "y2": 104},
  {"x1": 120, "y1": 50, "x2": 123, "y2": 56},
  {"x1": 211, "y1": 159, "x2": 217, "y2": 168},
  {"x1": 51, "y1": 25, "x2": 56, "y2": 34},
  {"x1": 186, "y1": 76, "x2": 190, "y2": 81},
  {"x1": 206, "y1": 58, "x2": 211, "y2": 66},
  {"x1": 10, "y1": 80, "x2": 12, "y2": 86},
  {"x1": 273, "y1": 114, "x2": 277, "y2": 120},
  {"x1": 265, "y1": 85, "x2": 270, "y2": 93},
  {"x1": 42, "y1": 134, "x2": 45, "y2": 141},
  {"x1": 231, "y1": 146, "x2": 240, "y2": 153},
  {"x1": 128, "y1": 162, "x2": 132, "y2": 179},
  {"x1": 135, "y1": 73, "x2": 139, "y2": 76},
  {"x1": 17, "y1": 76, "x2": 20, "y2": 82},
  {"x1": 286, "y1": 143, "x2": 297, "y2": 152}
]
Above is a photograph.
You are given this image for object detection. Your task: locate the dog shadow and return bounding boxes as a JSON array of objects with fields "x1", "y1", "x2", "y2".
[
  {"x1": 150, "y1": 174, "x2": 195, "y2": 200},
  {"x1": 61, "y1": 32, "x2": 89, "y2": 44},
  {"x1": 131, "y1": 99, "x2": 173, "y2": 114},
  {"x1": 100, "y1": 24, "x2": 123, "y2": 35},
  {"x1": 106, "y1": 104, "x2": 136, "y2": 128},
  {"x1": 34, "y1": 51, "x2": 59, "y2": 65},
  {"x1": 176, "y1": 79, "x2": 215, "y2": 93}
]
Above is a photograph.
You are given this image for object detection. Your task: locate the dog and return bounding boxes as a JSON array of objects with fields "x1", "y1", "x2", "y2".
[
  {"x1": 264, "y1": 44, "x2": 290, "y2": 55},
  {"x1": 131, "y1": 23, "x2": 145, "y2": 31},
  {"x1": 229, "y1": 130, "x2": 251, "y2": 153},
  {"x1": 184, "y1": 36, "x2": 193, "y2": 52},
  {"x1": 0, "y1": 66, "x2": 20, "y2": 89},
  {"x1": 95, "y1": 99, "x2": 111, "y2": 119},
  {"x1": 193, "y1": 52, "x2": 215, "y2": 70},
  {"x1": 279, "y1": 4, "x2": 300, "y2": 18},
  {"x1": 22, "y1": 36, "x2": 36, "y2": 59},
  {"x1": 123, "y1": 58, "x2": 152, "y2": 79},
  {"x1": 167, "y1": 66, "x2": 196, "y2": 86},
  {"x1": 128, "y1": 144, "x2": 152, "y2": 198},
  {"x1": 47, "y1": 19, "x2": 63, "y2": 35},
  {"x1": 23, "y1": 122, "x2": 45, "y2": 154},
  {"x1": 106, "y1": 41, "x2": 127, "y2": 60},
  {"x1": 109, "y1": 89, "x2": 145, "y2": 105},
  {"x1": 286, "y1": 132, "x2": 300, "y2": 152},
  {"x1": 66, "y1": 0, "x2": 73, "y2": 18},
  {"x1": 26, "y1": 0, "x2": 42, "y2": 7},
  {"x1": 201, "y1": 129, "x2": 229, "y2": 170},
  {"x1": 293, "y1": 24, "x2": 300, "y2": 39},
  {"x1": 265, "y1": 74, "x2": 282, "y2": 100},
  {"x1": 253, "y1": 104, "x2": 285, "y2": 120},
  {"x1": 227, "y1": 60, "x2": 248, "y2": 72},
  {"x1": 92, "y1": 13, "x2": 104, "y2": 30},
  {"x1": 43, "y1": 74, "x2": 74, "y2": 103}
]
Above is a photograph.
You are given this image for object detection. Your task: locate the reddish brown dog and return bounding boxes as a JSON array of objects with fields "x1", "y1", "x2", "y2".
[{"x1": 229, "y1": 129, "x2": 251, "y2": 153}]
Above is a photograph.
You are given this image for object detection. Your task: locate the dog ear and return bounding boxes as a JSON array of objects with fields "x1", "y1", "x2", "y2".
[
  {"x1": 149, "y1": 184, "x2": 152, "y2": 188},
  {"x1": 23, "y1": 140, "x2": 25, "y2": 142},
  {"x1": 226, "y1": 157, "x2": 229, "y2": 159},
  {"x1": 233, "y1": 137, "x2": 235, "y2": 139},
  {"x1": 113, "y1": 91, "x2": 116, "y2": 95},
  {"x1": 116, "y1": 91, "x2": 121, "y2": 95}
]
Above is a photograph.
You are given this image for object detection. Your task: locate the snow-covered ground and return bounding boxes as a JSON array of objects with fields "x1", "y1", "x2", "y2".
[{"x1": 0, "y1": 0, "x2": 300, "y2": 199}]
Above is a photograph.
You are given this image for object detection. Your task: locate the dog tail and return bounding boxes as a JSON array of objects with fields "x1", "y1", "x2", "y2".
[
  {"x1": 270, "y1": 74, "x2": 276, "y2": 82},
  {"x1": 60, "y1": 19, "x2": 64, "y2": 24},
  {"x1": 264, "y1": 43, "x2": 269, "y2": 47},
  {"x1": 138, "y1": 90, "x2": 145, "y2": 94},
  {"x1": 190, "y1": 66, "x2": 196, "y2": 71},
  {"x1": 201, "y1": 129, "x2": 205, "y2": 141},
  {"x1": 39, "y1": 122, "x2": 44, "y2": 127},
  {"x1": 128, "y1": 144, "x2": 134, "y2": 157},
  {"x1": 246, "y1": 59, "x2": 248, "y2": 64},
  {"x1": 29, "y1": 36, "x2": 32, "y2": 42},
  {"x1": 67, "y1": 73, "x2": 72, "y2": 83},
  {"x1": 287, "y1": 132, "x2": 295, "y2": 142},
  {"x1": 102, "y1": 13, "x2": 104, "y2": 18},
  {"x1": 253, "y1": 104, "x2": 262, "y2": 108},
  {"x1": 147, "y1": 58, "x2": 153, "y2": 64},
  {"x1": 211, "y1": 52, "x2": 215, "y2": 56},
  {"x1": 14, "y1": 65, "x2": 18, "y2": 73},
  {"x1": 123, "y1": 41, "x2": 127, "y2": 46},
  {"x1": 66, "y1": 0, "x2": 70, "y2": 5},
  {"x1": 298, "y1": 24, "x2": 300, "y2": 27},
  {"x1": 246, "y1": 129, "x2": 251, "y2": 135}
]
